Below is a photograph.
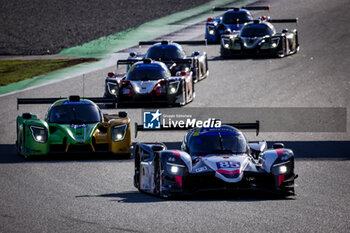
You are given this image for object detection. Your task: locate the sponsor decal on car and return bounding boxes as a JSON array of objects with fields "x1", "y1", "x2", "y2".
[{"x1": 142, "y1": 109, "x2": 222, "y2": 129}]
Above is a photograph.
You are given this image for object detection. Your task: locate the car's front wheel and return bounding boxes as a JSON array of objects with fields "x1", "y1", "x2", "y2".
[
  {"x1": 220, "y1": 46, "x2": 231, "y2": 58},
  {"x1": 155, "y1": 159, "x2": 170, "y2": 198}
]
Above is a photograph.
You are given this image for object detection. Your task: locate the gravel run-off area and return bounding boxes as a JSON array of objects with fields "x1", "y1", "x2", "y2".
[{"x1": 0, "y1": 0, "x2": 212, "y2": 55}]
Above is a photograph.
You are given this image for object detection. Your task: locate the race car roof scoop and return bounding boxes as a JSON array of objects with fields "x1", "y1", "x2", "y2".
[
  {"x1": 17, "y1": 97, "x2": 118, "y2": 109},
  {"x1": 269, "y1": 18, "x2": 298, "y2": 24},
  {"x1": 118, "y1": 111, "x2": 127, "y2": 118},
  {"x1": 22, "y1": 112, "x2": 32, "y2": 119},
  {"x1": 134, "y1": 121, "x2": 260, "y2": 137},
  {"x1": 69, "y1": 95, "x2": 80, "y2": 102},
  {"x1": 139, "y1": 40, "x2": 207, "y2": 46},
  {"x1": 212, "y1": 6, "x2": 270, "y2": 12}
]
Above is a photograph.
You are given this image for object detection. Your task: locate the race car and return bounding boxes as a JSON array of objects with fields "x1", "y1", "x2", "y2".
[
  {"x1": 16, "y1": 96, "x2": 132, "y2": 158},
  {"x1": 130, "y1": 40, "x2": 209, "y2": 82},
  {"x1": 205, "y1": 6, "x2": 270, "y2": 43},
  {"x1": 105, "y1": 59, "x2": 195, "y2": 106},
  {"x1": 220, "y1": 17, "x2": 300, "y2": 58},
  {"x1": 133, "y1": 122, "x2": 297, "y2": 198}
]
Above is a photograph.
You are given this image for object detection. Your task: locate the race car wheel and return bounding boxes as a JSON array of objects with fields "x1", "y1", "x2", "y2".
[
  {"x1": 220, "y1": 46, "x2": 231, "y2": 58},
  {"x1": 173, "y1": 81, "x2": 186, "y2": 107},
  {"x1": 17, "y1": 125, "x2": 26, "y2": 158},
  {"x1": 155, "y1": 159, "x2": 170, "y2": 198},
  {"x1": 190, "y1": 80, "x2": 195, "y2": 102},
  {"x1": 203, "y1": 54, "x2": 209, "y2": 80},
  {"x1": 121, "y1": 153, "x2": 132, "y2": 159},
  {"x1": 276, "y1": 37, "x2": 286, "y2": 58}
]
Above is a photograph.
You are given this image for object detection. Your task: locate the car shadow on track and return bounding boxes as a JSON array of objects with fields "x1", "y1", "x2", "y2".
[
  {"x1": 0, "y1": 144, "x2": 133, "y2": 163},
  {"x1": 77, "y1": 190, "x2": 295, "y2": 203},
  {"x1": 207, "y1": 55, "x2": 282, "y2": 62},
  {"x1": 1, "y1": 140, "x2": 349, "y2": 163},
  {"x1": 76, "y1": 191, "x2": 165, "y2": 203}
]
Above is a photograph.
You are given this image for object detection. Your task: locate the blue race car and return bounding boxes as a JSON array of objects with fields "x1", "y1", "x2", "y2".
[{"x1": 205, "y1": 6, "x2": 269, "y2": 43}]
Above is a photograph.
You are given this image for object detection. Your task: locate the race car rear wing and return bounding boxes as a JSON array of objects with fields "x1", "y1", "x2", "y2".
[
  {"x1": 134, "y1": 121, "x2": 260, "y2": 137},
  {"x1": 269, "y1": 18, "x2": 298, "y2": 24},
  {"x1": 117, "y1": 58, "x2": 194, "y2": 68},
  {"x1": 17, "y1": 96, "x2": 117, "y2": 109},
  {"x1": 212, "y1": 6, "x2": 270, "y2": 11},
  {"x1": 139, "y1": 40, "x2": 207, "y2": 46}
]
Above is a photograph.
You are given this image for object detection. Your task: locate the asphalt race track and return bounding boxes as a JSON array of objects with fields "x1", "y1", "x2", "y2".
[{"x1": 1, "y1": 0, "x2": 350, "y2": 232}]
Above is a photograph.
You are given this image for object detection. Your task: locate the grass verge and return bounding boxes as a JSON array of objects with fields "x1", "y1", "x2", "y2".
[{"x1": 0, "y1": 58, "x2": 98, "y2": 86}]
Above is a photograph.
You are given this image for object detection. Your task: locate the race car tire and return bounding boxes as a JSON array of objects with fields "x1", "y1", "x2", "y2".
[
  {"x1": 203, "y1": 54, "x2": 209, "y2": 80},
  {"x1": 276, "y1": 36, "x2": 286, "y2": 58},
  {"x1": 190, "y1": 80, "x2": 195, "y2": 103},
  {"x1": 220, "y1": 46, "x2": 231, "y2": 58},
  {"x1": 173, "y1": 81, "x2": 186, "y2": 107},
  {"x1": 16, "y1": 125, "x2": 27, "y2": 159},
  {"x1": 155, "y1": 158, "x2": 170, "y2": 198},
  {"x1": 121, "y1": 153, "x2": 132, "y2": 159}
]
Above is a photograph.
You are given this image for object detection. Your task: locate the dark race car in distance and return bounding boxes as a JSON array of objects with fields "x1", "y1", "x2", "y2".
[
  {"x1": 131, "y1": 40, "x2": 209, "y2": 82},
  {"x1": 106, "y1": 59, "x2": 195, "y2": 107},
  {"x1": 134, "y1": 123, "x2": 297, "y2": 198},
  {"x1": 205, "y1": 6, "x2": 270, "y2": 43},
  {"x1": 220, "y1": 16, "x2": 300, "y2": 58}
]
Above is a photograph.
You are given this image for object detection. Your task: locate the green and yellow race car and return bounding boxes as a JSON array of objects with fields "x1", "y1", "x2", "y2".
[{"x1": 16, "y1": 96, "x2": 132, "y2": 158}]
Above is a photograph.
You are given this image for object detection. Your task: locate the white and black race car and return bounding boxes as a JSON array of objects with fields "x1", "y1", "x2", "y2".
[
  {"x1": 104, "y1": 59, "x2": 195, "y2": 107},
  {"x1": 134, "y1": 123, "x2": 297, "y2": 198},
  {"x1": 220, "y1": 17, "x2": 299, "y2": 58}
]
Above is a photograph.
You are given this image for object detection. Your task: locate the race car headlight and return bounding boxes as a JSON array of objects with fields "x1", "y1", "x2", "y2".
[
  {"x1": 168, "y1": 81, "x2": 180, "y2": 94},
  {"x1": 260, "y1": 40, "x2": 270, "y2": 49},
  {"x1": 222, "y1": 39, "x2": 232, "y2": 49},
  {"x1": 29, "y1": 126, "x2": 47, "y2": 143},
  {"x1": 279, "y1": 165, "x2": 287, "y2": 174},
  {"x1": 272, "y1": 161, "x2": 291, "y2": 175},
  {"x1": 167, "y1": 162, "x2": 185, "y2": 175},
  {"x1": 208, "y1": 26, "x2": 216, "y2": 35},
  {"x1": 271, "y1": 38, "x2": 280, "y2": 48},
  {"x1": 107, "y1": 82, "x2": 118, "y2": 96},
  {"x1": 111, "y1": 124, "x2": 127, "y2": 142},
  {"x1": 171, "y1": 166, "x2": 179, "y2": 173}
]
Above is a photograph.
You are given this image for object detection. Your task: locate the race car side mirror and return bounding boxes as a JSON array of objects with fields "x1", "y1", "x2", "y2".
[{"x1": 272, "y1": 143, "x2": 284, "y2": 149}]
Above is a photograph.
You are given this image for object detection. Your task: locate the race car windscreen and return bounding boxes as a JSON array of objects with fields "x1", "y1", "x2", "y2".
[
  {"x1": 188, "y1": 131, "x2": 247, "y2": 155},
  {"x1": 240, "y1": 25, "x2": 274, "y2": 37},
  {"x1": 145, "y1": 46, "x2": 186, "y2": 60},
  {"x1": 49, "y1": 104, "x2": 102, "y2": 124},
  {"x1": 223, "y1": 12, "x2": 253, "y2": 24},
  {"x1": 126, "y1": 64, "x2": 170, "y2": 81}
]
